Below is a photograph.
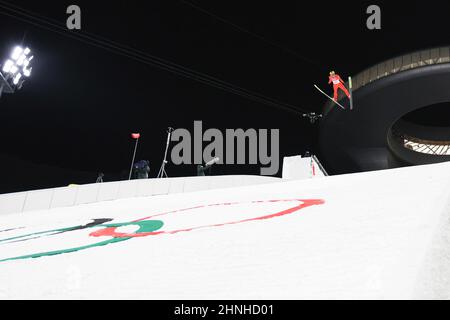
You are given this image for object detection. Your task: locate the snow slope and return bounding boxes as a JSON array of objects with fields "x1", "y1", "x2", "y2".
[{"x1": 1, "y1": 162, "x2": 450, "y2": 299}]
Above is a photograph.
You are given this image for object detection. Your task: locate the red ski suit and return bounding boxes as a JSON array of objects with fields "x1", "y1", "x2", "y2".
[{"x1": 328, "y1": 74, "x2": 350, "y2": 101}]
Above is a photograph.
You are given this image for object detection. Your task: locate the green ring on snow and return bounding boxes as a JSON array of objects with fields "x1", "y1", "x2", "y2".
[{"x1": 0, "y1": 220, "x2": 164, "y2": 262}]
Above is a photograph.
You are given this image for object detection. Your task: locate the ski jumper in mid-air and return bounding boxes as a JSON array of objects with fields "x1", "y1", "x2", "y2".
[{"x1": 328, "y1": 71, "x2": 350, "y2": 101}]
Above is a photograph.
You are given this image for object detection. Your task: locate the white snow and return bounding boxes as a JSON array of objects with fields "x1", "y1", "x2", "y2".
[{"x1": 1, "y1": 162, "x2": 450, "y2": 299}]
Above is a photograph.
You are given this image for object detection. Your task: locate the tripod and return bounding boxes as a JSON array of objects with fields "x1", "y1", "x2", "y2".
[{"x1": 157, "y1": 127, "x2": 174, "y2": 178}]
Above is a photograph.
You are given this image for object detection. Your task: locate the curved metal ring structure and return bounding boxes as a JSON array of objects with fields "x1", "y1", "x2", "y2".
[{"x1": 318, "y1": 47, "x2": 450, "y2": 174}]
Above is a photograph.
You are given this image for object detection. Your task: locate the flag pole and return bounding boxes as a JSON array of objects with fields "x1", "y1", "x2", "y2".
[{"x1": 128, "y1": 135, "x2": 139, "y2": 180}]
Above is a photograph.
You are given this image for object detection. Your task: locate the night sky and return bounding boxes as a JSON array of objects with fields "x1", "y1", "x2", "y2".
[{"x1": 1, "y1": 0, "x2": 450, "y2": 193}]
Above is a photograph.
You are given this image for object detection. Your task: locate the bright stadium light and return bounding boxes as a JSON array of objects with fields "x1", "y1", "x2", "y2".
[
  {"x1": 0, "y1": 44, "x2": 35, "y2": 98},
  {"x1": 13, "y1": 73, "x2": 22, "y2": 85},
  {"x1": 10, "y1": 65, "x2": 19, "y2": 74},
  {"x1": 2, "y1": 60, "x2": 13, "y2": 73},
  {"x1": 23, "y1": 68, "x2": 31, "y2": 77},
  {"x1": 11, "y1": 46, "x2": 23, "y2": 60},
  {"x1": 17, "y1": 55, "x2": 26, "y2": 66}
]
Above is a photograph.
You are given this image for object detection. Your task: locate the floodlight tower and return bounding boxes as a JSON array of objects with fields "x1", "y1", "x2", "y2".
[{"x1": 0, "y1": 45, "x2": 34, "y2": 99}]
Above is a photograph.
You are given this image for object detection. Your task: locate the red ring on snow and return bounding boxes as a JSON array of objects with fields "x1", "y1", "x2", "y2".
[{"x1": 90, "y1": 199, "x2": 324, "y2": 238}]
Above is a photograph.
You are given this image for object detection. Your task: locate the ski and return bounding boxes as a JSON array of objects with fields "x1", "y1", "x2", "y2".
[
  {"x1": 348, "y1": 76, "x2": 354, "y2": 110},
  {"x1": 313, "y1": 84, "x2": 346, "y2": 110}
]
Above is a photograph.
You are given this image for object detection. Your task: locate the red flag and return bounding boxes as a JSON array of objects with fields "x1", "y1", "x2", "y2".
[{"x1": 131, "y1": 133, "x2": 140, "y2": 139}]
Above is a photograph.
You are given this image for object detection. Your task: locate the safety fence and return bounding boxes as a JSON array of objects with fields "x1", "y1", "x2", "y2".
[{"x1": 0, "y1": 175, "x2": 280, "y2": 216}]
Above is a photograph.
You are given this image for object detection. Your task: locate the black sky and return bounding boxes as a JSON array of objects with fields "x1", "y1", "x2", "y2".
[{"x1": 1, "y1": 0, "x2": 450, "y2": 193}]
